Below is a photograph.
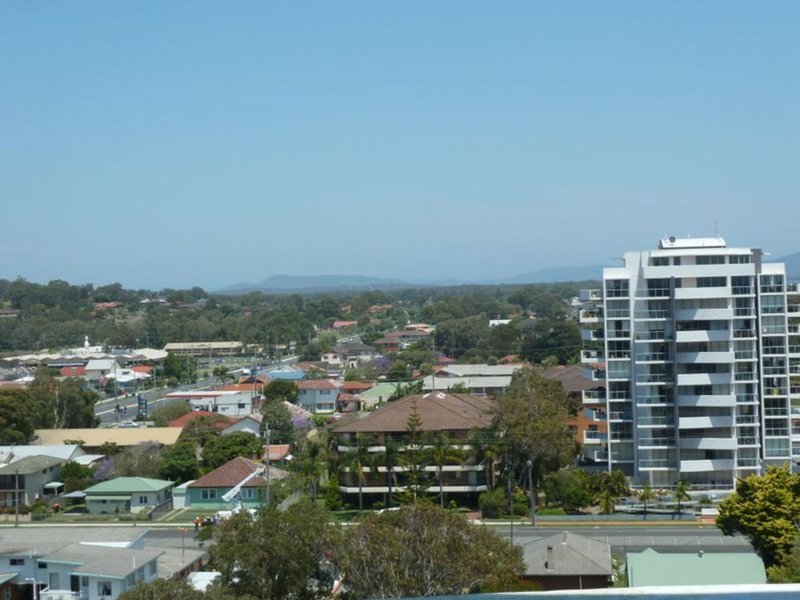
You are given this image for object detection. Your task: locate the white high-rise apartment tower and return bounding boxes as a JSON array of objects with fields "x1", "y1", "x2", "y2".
[{"x1": 579, "y1": 236, "x2": 800, "y2": 492}]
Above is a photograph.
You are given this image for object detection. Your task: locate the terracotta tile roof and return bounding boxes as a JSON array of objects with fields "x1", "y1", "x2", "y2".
[
  {"x1": 131, "y1": 365, "x2": 153, "y2": 374},
  {"x1": 333, "y1": 392, "x2": 494, "y2": 434},
  {"x1": 188, "y1": 457, "x2": 288, "y2": 488},
  {"x1": 218, "y1": 382, "x2": 266, "y2": 393},
  {"x1": 342, "y1": 381, "x2": 373, "y2": 392},
  {"x1": 168, "y1": 411, "x2": 235, "y2": 429},
  {"x1": 60, "y1": 366, "x2": 86, "y2": 377},
  {"x1": 265, "y1": 444, "x2": 290, "y2": 461},
  {"x1": 297, "y1": 379, "x2": 341, "y2": 390}
]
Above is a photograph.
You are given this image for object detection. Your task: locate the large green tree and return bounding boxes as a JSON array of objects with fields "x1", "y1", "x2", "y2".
[
  {"x1": 158, "y1": 442, "x2": 200, "y2": 484},
  {"x1": 209, "y1": 500, "x2": 338, "y2": 599},
  {"x1": 261, "y1": 400, "x2": 295, "y2": 445},
  {"x1": 338, "y1": 503, "x2": 523, "y2": 599},
  {"x1": 493, "y1": 368, "x2": 575, "y2": 515},
  {"x1": 0, "y1": 388, "x2": 35, "y2": 444},
  {"x1": 118, "y1": 577, "x2": 251, "y2": 600},
  {"x1": 717, "y1": 466, "x2": 800, "y2": 566},
  {"x1": 202, "y1": 431, "x2": 262, "y2": 470},
  {"x1": 262, "y1": 380, "x2": 299, "y2": 404}
]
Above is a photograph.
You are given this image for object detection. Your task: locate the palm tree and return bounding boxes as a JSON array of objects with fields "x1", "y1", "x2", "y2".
[
  {"x1": 298, "y1": 440, "x2": 325, "y2": 503},
  {"x1": 639, "y1": 481, "x2": 656, "y2": 520},
  {"x1": 469, "y1": 428, "x2": 502, "y2": 489},
  {"x1": 380, "y1": 437, "x2": 402, "y2": 508},
  {"x1": 346, "y1": 433, "x2": 372, "y2": 511},
  {"x1": 598, "y1": 489, "x2": 616, "y2": 515},
  {"x1": 426, "y1": 433, "x2": 465, "y2": 508},
  {"x1": 673, "y1": 480, "x2": 691, "y2": 518}
]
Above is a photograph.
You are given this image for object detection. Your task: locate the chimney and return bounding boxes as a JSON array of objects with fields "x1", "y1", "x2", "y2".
[{"x1": 698, "y1": 550, "x2": 704, "y2": 558}]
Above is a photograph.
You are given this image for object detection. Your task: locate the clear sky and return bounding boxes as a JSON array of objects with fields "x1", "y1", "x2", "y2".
[{"x1": 1, "y1": 2, "x2": 798, "y2": 290}]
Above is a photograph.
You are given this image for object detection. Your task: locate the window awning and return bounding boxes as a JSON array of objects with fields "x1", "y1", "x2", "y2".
[
  {"x1": 86, "y1": 495, "x2": 129, "y2": 501},
  {"x1": 44, "y1": 481, "x2": 64, "y2": 489}
]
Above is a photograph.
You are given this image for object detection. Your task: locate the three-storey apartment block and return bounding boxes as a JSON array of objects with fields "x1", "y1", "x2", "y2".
[{"x1": 580, "y1": 236, "x2": 800, "y2": 492}]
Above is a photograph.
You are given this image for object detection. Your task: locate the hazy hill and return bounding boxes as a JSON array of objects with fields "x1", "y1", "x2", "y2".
[{"x1": 777, "y1": 252, "x2": 800, "y2": 282}]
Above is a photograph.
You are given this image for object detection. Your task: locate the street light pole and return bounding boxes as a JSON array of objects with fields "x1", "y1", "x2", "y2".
[
  {"x1": 14, "y1": 467, "x2": 19, "y2": 527},
  {"x1": 527, "y1": 459, "x2": 535, "y2": 527}
]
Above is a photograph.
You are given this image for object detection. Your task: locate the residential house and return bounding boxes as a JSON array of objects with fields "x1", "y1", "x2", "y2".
[
  {"x1": 168, "y1": 411, "x2": 235, "y2": 432},
  {"x1": 323, "y1": 342, "x2": 376, "y2": 369},
  {"x1": 162, "y1": 342, "x2": 243, "y2": 357},
  {"x1": 83, "y1": 359, "x2": 121, "y2": 382},
  {"x1": 0, "y1": 455, "x2": 67, "y2": 508},
  {"x1": 626, "y1": 548, "x2": 767, "y2": 587},
  {"x1": 186, "y1": 457, "x2": 288, "y2": 510},
  {"x1": 421, "y1": 374, "x2": 512, "y2": 397},
  {"x1": 262, "y1": 364, "x2": 305, "y2": 381},
  {"x1": 221, "y1": 413, "x2": 263, "y2": 437},
  {"x1": 83, "y1": 477, "x2": 173, "y2": 515},
  {"x1": 33, "y1": 428, "x2": 183, "y2": 452},
  {"x1": 0, "y1": 527, "x2": 165, "y2": 600},
  {"x1": 332, "y1": 320, "x2": 358, "y2": 330},
  {"x1": 297, "y1": 379, "x2": 342, "y2": 413},
  {"x1": 541, "y1": 364, "x2": 609, "y2": 465},
  {"x1": 165, "y1": 390, "x2": 257, "y2": 417},
  {"x1": 59, "y1": 365, "x2": 86, "y2": 377},
  {"x1": 332, "y1": 392, "x2": 495, "y2": 506},
  {"x1": 520, "y1": 531, "x2": 612, "y2": 591},
  {"x1": 357, "y1": 382, "x2": 401, "y2": 408}
]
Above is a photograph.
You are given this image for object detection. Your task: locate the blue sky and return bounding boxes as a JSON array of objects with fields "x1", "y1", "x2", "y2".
[{"x1": 1, "y1": 2, "x2": 798, "y2": 290}]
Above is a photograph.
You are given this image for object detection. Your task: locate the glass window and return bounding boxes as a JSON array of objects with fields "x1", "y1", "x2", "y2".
[{"x1": 98, "y1": 582, "x2": 113, "y2": 597}]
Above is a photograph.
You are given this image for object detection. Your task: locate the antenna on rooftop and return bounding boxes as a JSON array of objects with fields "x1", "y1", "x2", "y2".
[{"x1": 715, "y1": 218, "x2": 719, "y2": 238}]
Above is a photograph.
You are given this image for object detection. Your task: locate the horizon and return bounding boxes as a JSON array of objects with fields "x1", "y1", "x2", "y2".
[{"x1": 2, "y1": 3, "x2": 799, "y2": 289}]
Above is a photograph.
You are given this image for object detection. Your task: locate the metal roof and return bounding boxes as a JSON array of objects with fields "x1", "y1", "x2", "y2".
[
  {"x1": 85, "y1": 477, "x2": 173, "y2": 495},
  {"x1": 626, "y1": 548, "x2": 766, "y2": 587},
  {"x1": 521, "y1": 531, "x2": 612, "y2": 577}
]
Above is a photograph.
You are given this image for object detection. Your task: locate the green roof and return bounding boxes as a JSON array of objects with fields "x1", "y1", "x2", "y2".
[
  {"x1": 85, "y1": 495, "x2": 130, "y2": 502},
  {"x1": 84, "y1": 477, "x2": 173, "y2": 495},
  {"x1": 627, "y1": 548, "x2": 766, "y2": 587},
  {"x1": 359, "y1": 382, "x2": 402, "y2": 400},
  {"x1": 0, "y1": 455, "x2": 64, "y2": 475}
]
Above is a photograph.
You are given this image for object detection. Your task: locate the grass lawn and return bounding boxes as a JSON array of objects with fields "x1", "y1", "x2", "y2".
[{"x1": 158, "y1": 508, "x2": 218, "y2": 523}]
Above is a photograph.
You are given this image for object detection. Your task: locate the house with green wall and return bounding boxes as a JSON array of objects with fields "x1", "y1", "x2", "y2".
[
  {"x1": 186, "y1": 457, "x2": 289, "y2": 510},
  {"x1": 83, "y1": 477, "x2": 174, "y2": 514}
]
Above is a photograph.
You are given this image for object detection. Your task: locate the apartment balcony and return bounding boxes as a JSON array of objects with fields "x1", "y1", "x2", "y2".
[
  {"x1": 737, "y1": 437, "x2": 759, "y2": 447},
  {"x1": 606, "y1": 329, "x2": 632, "y2": 340},
  {"x1": 583, "y1": 430, "x2": 607, "y2": 444},
  {"x1": 635, "y1": 373, "x2": 670, "y2": 385},
  {"x1": 636, "y1": 395, "x2": 673, "y2": 406},
  {"x1": 732, "y1": 286, "x2": 755, "y2": 296},
  {"x1": 608, "y1": 390, "x2": 631, "y2": 402},
  {"x1": 675, "y1": 351, "x2": 735, "y2": 364},
  {"x1": 788, "y1": 283, "x2": 800, "y2": 293},
  {"x1": 637, "y1": 437, "x2": 675, "y2": 448},
  {"x1": 680, "y1": 458, "x2": 735, "y2": 472},
  {"x1": 674, "y1": 286, "x2": 731, "y2": 300},
  {"x1": 635, "y1": 330, "x2": 669, "y2": 341},
  {"x1": 676, "y1": 372, "x2": 732, "y2": 387},
  {"x1": 580, "y1": 349, "x2": 605, "y2": 364},
  {"x1": 610, "y1": 451, "x2": 635, "y2": 463},
  {"x1": 677, "y1": 394, "x2": 736, "y2": 408},
  {"x1": 639, "y1": 459, "x2": 675, "y2": 470},
  {"x1": 791, "y1": 386, "x2": 800, "y2": 397},
  {"x1": 678, "y1": 414, "x2": 734, "y2": 429},
  {"x1": 735, "y1": 414, "x2": 759, "y2": 425},
  {"x1": 736, "y1": 458, "x2": 760, "y2": 469},
  {"x1": 679, "y1": 436, "x2": 738, "y2": 450},
  {"x1": 675, "y1": 329, "x2": 731, "y2": 343},
  {"x1": 734, "y1": 350, "x2": 757, "y2": 360},
  {"x1": 608, "y1": 411, "x2": 633, "y2": 422},
  {"x1": 675, "y1": 308, "x2": 734, "y2": 321},
  {"x1": 606, "y1": 308, "x2": 631, "y2": 319},
  {"x1": 635, "y1": 351, "x2": 668, "y2": 363},
  {"x1": 788, "y1": 324, "x2": 800, "y2": 335},
  {"x1": 762, "y1": 325, "x2": 787, "y2": 336},
  {"x1": 585, "y1": 448, "x2": 609, "y2": 463},
  {"x1": 634, "y1": 309, "x2": 671, "y2": 321},
  {"x1": 579, "y1": 309, "x2": 602, "y2": 324},
  {"x1": 582, "y1": 367, "x2": 606, "y2": 382},
  {"x1": 584, "y1": 408, "x2": 607, "y2": 422},
  {"x1": 581, "y1": 328, "x2": 605, "y2": 342},
  {"x1": 582, "y1": 389, "x2": 606, "y2": 405},
  {"x1": 637, "y1": 416, "x2": 674, "y2": 427},
  {"x1": 737, "y1": 393, "x2": 760, "y2": 404},
  {"x1": 790, "y1": 345, "x2": 800, "y2": 357},
  {"x1": 580, "y1": 289, "x2": 602, "y2": 302}
]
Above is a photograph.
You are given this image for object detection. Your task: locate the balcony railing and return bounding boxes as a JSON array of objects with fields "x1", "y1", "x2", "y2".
[
  {"x1": 737, "y1": 394, "x2": 758, "y2": 403},
  {"x1": 761, "y1": 285, "x2": 785, "y2": 294},
  {"x1": 762, "y1": 325, "x2": 787, "y2": 335},
  {"x1": 609, "y1": 411, "x2": 633, "y2": 421},
  {"x1": 636, "y1": 352, "x2": 668, "y2": 362},
  {"x1": 732, "y1": 286, "x2": 754, "y2": 295},
  {"x1": 733, "y1": 329, "x2": 756, "y2": 338},
  {"x1": 637, "y1": 396, "x2": 673, "y2": 405},
  {"x1": 637, "y1": 416, "x2": 674, "y2": 426},
  {"x1": 636, "y1": 374, "x2": 669, "y2": 384},
  {"x1": 638, "y1": 437, "x2": 675, "y2": 447},
  {"x1": 738, "y1": 437, "x2": 758, "y2": 446},
  {"x1": 736, "y1": 458, "x2": 760, "y2": 467},
  {"x1": 636, "y1": 330, "x2": 668, "y2": 341},
  {"x1": 735, "y1": 415, "x2": 758, "y2": 424},
  {"x1": 605, "y1": 309, "x2": 631, "y2": 319},
  {"x1": 735, "y1": 351, "x2": 756, "y2": 360},
  {"x1": 639, "y1": 459, "x2": 672, "y2": 469}
]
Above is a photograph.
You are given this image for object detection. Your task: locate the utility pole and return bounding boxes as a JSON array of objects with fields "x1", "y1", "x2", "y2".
[
  {"x1": 527, "y1": 459, "x2": 535, "y2": 527},
  {"x1": 263, "y1": 422, "x2": 271, "y2": 507},
  {"x1": 14, "y1": 467, "x2": 19, "y2": 527},
  {"x1": 506, "y1": 450, "x2": 513, "y2": 546}
]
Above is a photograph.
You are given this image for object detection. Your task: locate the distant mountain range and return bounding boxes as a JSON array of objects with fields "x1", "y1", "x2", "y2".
[
  {"x1": 220, "y1": 265, "x2": 605, "y2": 294},
  {"x1": 777, "y1": 252, "x2": 800, "y2": 282}
]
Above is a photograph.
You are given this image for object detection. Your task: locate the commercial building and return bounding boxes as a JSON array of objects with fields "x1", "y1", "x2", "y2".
[{"x1": 579, "y1": 236, "x2": 800, "y2": 491}]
